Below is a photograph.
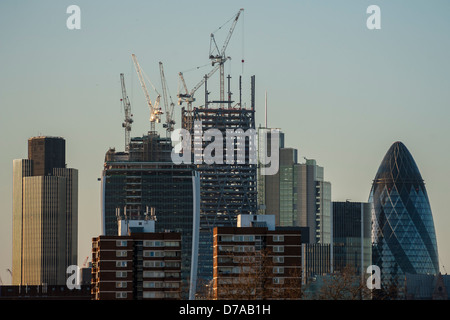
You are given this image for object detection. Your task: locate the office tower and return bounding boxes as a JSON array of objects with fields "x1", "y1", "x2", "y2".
[
  {"x1": 301, "y1": 243, "x2": 332, "y2": 285},
  {"x1": 101, "y1": 131, "x2": 198, "y2": 298},
  {"x1": 12, "y1": 136, "x2": 78, "y2": 286},
  {"x1": 257, "y1": 126, "x2": 284, "y2": 216},
  {"x1": 332, "y1": 201, "x2": 372, "y2": 276},
  {"x1": 27, "y1": 136, "x2": 65, "y2": 176},
  {"x1": 180, "y1": 81, "x2": 258, "y2": 284},
  {"x1": 369, "y1": 141, "x2": 439, "y2": 297},
  {"x1": 91, "y1": 215, "x2": 182, "y2": 300},
  {"x1": 212, "y1": 214, "x2": 302, "y2": 300},
  {"x1": 258, "y1": 135, "x2": 332, "y2": 245}
]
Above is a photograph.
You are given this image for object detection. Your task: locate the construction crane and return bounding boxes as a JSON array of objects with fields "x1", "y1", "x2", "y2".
[
  {"x1": 131, "y1": 54, "x2": 162, "y2": 132},
  {"x1": 159, "y1": 61, "x2": 176, "y2": 134},
  {"x1": 83, "y1": 256, "x2": 89, "y2": 267},
  {"x1": 120, "y1": 73, "x2": 133, "y2": 150},
  {"x1": 209, "y1": 8, "x2": 243, "y2": 108},
  {"x1": 177, "y1": 62, "x2": 221, "y2": 110}
]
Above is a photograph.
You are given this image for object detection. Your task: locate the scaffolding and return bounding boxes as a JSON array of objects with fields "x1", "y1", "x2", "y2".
[{"x1": 182, "y1": 106, "x2": 257, "y2": 226}]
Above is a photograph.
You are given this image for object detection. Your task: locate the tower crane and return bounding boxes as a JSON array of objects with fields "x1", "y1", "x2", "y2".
[
  {"x1": 120, "y1": 73, "x2": 133, "y2": 151},
  {"x1": 177, "y1": 62, "x2": 221, "y2": 110},
  {"x1": 131, "y1": 54, "x2": 163, "y2": 132},
  {"x1": 159, "y1": 61, "x2": 175, "y2": 134},
  {"x1": 209, "y1": 8, "x2": 243, "y2": 108}
]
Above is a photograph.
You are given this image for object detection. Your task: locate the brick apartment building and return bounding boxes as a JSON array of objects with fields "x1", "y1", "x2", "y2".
[
  {"x1": 91, "y1": 216, "x2": 182, "y2": 300},
  {"x1": 212, "y1": 214, "x2": 302, "y2": 300}
]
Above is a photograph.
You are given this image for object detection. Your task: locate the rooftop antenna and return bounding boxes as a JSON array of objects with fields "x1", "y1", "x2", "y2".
[{"x1": 265, "y1": 90, "x2": 267, "y2": 128}]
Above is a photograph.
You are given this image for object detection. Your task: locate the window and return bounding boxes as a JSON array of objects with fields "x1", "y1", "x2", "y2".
[
  {"x1": 116, "y1": 292, "x2": 127, "y2": 299},
  {"x1": 165, "y1": 292, "x2": 180, "y2": 299},
  {"x1": 165, "y1": 241, "x2": 180, "y2": 247},
  {"x1": 166, "y1": 272, "x2": 180, "y2": 278},
  {"x1": 144, "y1": 240, "x2": 165, "y2": 247},
  {"x1": 143, "y1": 281, "x2": 164, "y2": 288},
  {"x1": 233, "y1": 256, "x2": 255, "y2": 264},
  {"x1": 144, "y1": 261, "x2": 164, "y2": 268},
  {"x1": 143, "y1": 291, "x2": 164, "y2": 299},
  {"x1": 219, "y1": 235, "x2": 233, "y2": 242},
  {"x1": 219, "y1": 256, "x2": 233, "y2": 264},
  {"x1": 144, "y1": 250, "x2": 164, "y2": 257},
  {"x1": 233, "y1": 246, "x2": 255, "y2": 253},
  {"x1": 116, "y1": 250, "x2": 127, "y2": 257},
  {"x1": 273, "y1": 267, "x2": 284, "y2": 274},
  {"x1": 164, "y1": 251, "x2": 180, "y2": 257},
  {"x1": 165, "y1": 282, "x2": 180, "y2": 288},
  {"x1": 219, "y1": 245, "x2": 233, "y2": 252},
  {"x1": 273, "y1": 277, "x2": 284, "y2": 284},
  {"x1": 218, "y1": 267, "x2": 233, "y2": 274},
  {"x1": 116, "y1": 240, "x2": 128, "y2": 247},
  {"x1": 116, "y1": 261, "x2": 127, "y2": 267},
  {"x1": 143, "y1": 271, "x2": 165, "y2": 278},
  {"x1": 273, "y1": 246, "x2": 284, "y2": 253},
  {"x1": 232, "y1": 235, "x2": 255, "y2": 242},
  {"x1": 116, "y1": 271, "x2": 127, "y2": 278},
  {"x1": 116, "y1": 281, "x2": 127, "y2": 288},
  {"x1": 165, "y1": 261, "x2": 180, "y2": 268},
  {"x1": 273, "y1": 256, "x2": 284, "y2": 263},
  {"x1": 273, "y1": 235, "x2": 284, "y2": 242}
]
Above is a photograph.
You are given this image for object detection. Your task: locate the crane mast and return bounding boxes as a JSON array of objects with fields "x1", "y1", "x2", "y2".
[
  {"x1": 131, "y1": 54, "x2": 162, "y2": 132},
  {"x1": 159, "y1": 61, "x2": 175, "y2": 134},
  {"x1": 120, "y1": 73, "x2": 133, "y2": 150}
]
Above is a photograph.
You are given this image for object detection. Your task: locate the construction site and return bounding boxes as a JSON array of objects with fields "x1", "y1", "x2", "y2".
[{"x1": 102, "y1": 8, "x2": 258, "y2": 290}]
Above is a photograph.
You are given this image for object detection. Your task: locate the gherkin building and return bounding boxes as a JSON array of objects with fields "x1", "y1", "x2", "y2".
[{"x1": 369, "y1": 141, "x2": 439, "y2": 296}]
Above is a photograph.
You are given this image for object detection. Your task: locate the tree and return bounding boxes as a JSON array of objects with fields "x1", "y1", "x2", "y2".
[
  {"x1": 312, "y1": 265, "x2": 373, "y2": 300},
  {"x1": 213, "y1": 248, "x2": 303, "y2": 300}
]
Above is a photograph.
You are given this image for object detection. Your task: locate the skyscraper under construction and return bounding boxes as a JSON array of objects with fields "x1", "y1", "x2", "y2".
[{"x1": 180, "y1": 75, "x2": 258, "y2": 284}]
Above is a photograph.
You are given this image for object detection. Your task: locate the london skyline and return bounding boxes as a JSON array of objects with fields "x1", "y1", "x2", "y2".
[{"x1": 1, "y1": 0, "x2": 450, "y2": 284}]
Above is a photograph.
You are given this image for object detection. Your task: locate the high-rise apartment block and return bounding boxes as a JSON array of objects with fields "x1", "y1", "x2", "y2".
[
  {"x1": 12, "y1": 136, "x2": 78, "y2": 286},
  {"x1": 212, "y1": 214, "x2": 302, "y2": 300},
  {"x1": 91, "y1": 216, "x2": 182, "y2": 300}
]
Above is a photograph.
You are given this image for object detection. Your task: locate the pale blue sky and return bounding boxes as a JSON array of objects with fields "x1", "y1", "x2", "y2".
[{"x1": 1, "y1": 0, "x2": 450, "y2": 283}]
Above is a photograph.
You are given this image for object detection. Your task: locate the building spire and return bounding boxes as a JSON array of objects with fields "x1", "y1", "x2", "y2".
[{"x1": 265, "y1": 90, "x2": 267, "y2": 128}]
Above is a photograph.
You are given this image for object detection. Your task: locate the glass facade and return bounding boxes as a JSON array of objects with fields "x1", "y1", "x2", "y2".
[
  {"x1": 369, "y1": 142, "x2": 439, "y2": 295},
  {"x1": 101, "y1": 154, "x2": 195, "y2": 298},
  {"x1": 181, "y1": 107, "x2": 258, "y2": 286},
  {"x1": 332, "y1": 201, "x2": 372, "y2": 275}
]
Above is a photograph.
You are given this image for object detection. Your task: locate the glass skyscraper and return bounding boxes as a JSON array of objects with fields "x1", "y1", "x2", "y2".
[
  {"x1": 258, "y1": 133, "x2": 332, "y2": 245},
  {"x1": 332, "y1": 201, "x2": 372, "y2": 276},
  {"x1": 101, "y1": 132, "x2": 198, "y2": 298},
  {"x1": 369, "y1": 141, "x2": 439, "y2": 297}
]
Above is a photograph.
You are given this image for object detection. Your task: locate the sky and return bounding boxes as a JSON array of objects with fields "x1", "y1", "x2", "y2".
[{"x1": 1, "y1": 0, "x2": 450, "y2": 284}]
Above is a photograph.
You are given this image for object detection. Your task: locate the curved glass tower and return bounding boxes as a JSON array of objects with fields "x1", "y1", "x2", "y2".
[{"x1": 369, "y1": 142, "x2": 439, "y2": 295}]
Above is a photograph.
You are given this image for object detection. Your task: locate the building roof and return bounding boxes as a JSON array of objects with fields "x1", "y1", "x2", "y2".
[{"x1": 374, "y1": 141, "x2": 424, "y2": 184}]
